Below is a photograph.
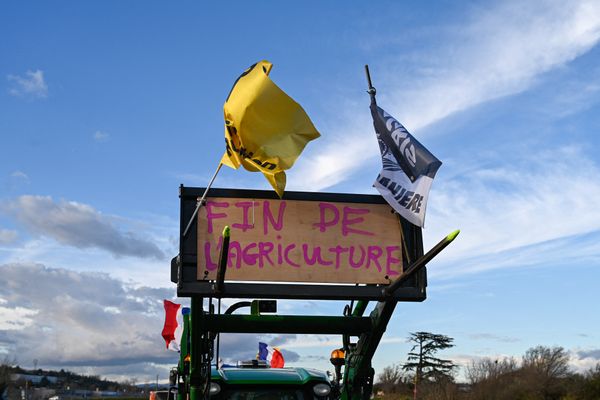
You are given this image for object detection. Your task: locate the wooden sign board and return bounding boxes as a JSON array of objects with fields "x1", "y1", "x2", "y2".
[{"x1": 197, "y1": 195, "x2": 405, "y2": 284}]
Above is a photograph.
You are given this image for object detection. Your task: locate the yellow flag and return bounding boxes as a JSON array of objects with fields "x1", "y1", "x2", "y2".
[{"x1": 221, "y1": 60, "x2": 320, "y2": 197}]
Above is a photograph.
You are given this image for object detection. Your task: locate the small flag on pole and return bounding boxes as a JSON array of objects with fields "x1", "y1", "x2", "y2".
[
  {"x1": 221, "y1": 60, "x2": 320, "y2": 197},
  {"x1": 371, "y1": 105, "x2": 442, "y2": 227},
  {"x1": 258, "y1": 342, "x2": 285, "y2": 368},
  {"x1": 161, "y1": 300, "x2": 190, "y2": 352}
]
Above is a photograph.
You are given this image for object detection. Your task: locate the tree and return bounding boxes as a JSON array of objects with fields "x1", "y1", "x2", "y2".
[
  {"x1": 0, "y1": 361, "x2": 10, "y2": 400},
  {"x1": 403, "y1": 332, "x2": 456, "y2": 399},
  {"x1": 521, "y1": 345, "x2": 570, "y2": 400},
  {"x1": 582, "y1": 363, "x2": 600, "y2": 399},
  {"x1": 522, "y1": 346, "x2": 569, "y2": 380},
  {"x1": 466, "y1": 356, "x2": 517, "y2": 384},
  {"x1": 466, "y1": 357, "x2": 519, "y2": 400},
  {"x1": 377, "y1": 364, "x2": 404, "y2": 394}
]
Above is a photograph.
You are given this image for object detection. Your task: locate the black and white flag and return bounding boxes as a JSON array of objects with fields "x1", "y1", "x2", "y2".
[{"x1": 371, "y1": 104, "x2": 442, "y2": 227}]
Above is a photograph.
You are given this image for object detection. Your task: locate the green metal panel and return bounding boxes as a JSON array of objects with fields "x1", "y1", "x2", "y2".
[
  {"x1": 351, "y1": 300, "x2": 368, "y2": 317},
  {"x1": 177, "y1": 312, "x2": 190, "y2": 400},
  {"x1": 190, "y1": 297, "x2": 203, "y2": 400}
]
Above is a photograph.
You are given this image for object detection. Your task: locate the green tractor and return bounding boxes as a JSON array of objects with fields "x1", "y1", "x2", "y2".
[{"x1": 169, "y1": 187, "x2": 457, "y2": 400}]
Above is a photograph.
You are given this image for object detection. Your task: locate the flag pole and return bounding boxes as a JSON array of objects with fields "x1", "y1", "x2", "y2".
[
  {"x1": 364, "y1": 64, "x2": 377, "y2": 103},
  {"x1": 214, "y1": 226, "x2": 231, "y2": 295},
  {"x1": 182, "y1": 162, "x2": 223, "y2": 237}
]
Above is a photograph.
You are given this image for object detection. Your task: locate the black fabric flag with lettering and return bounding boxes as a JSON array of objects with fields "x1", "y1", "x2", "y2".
[{"x1": 371, "y1": 104, "x2": 442, "y2": 227}]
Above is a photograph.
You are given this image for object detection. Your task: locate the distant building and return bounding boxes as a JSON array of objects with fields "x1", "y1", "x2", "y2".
[
  {"x1": 32, "y1": 388, "x2": 56, "y2": 400},
  {"x1": 10, "y1": 375, "x2": 58, "y2": 385}
]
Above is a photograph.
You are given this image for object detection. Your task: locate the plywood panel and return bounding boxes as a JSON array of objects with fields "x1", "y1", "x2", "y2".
[{"x1": 197, "y1": 197, "x2": 404, "y2": 284}]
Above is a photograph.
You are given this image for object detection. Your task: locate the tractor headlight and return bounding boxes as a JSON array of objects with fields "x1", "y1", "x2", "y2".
[
  {"x1": 313, "y1": 383, "x2": 331, "y2": 397},
  {"x1": 209, "y1": 382, "x2": 221, "y2": 396}
]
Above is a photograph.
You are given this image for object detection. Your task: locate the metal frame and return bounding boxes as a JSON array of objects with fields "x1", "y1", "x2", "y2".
[
  {"x1": 173, "y1": 185, "x2": 427, "y2": 301},
  {"x1": 199, "y1": 314, "x2": 373, "y2": 335}
]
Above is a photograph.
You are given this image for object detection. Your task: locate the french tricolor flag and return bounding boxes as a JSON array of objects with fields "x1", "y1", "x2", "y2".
[
  {"x1": 258, "y1": 342, "x2": 285, "y2": 368},
  {"x1": 161, "y1": 300, "x2": 190, "y2": 352}
]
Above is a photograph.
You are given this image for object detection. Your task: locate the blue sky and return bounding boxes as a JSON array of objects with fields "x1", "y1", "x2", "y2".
[{"x1": 1, "y1": 0, "x2": 600, "y2": 383}]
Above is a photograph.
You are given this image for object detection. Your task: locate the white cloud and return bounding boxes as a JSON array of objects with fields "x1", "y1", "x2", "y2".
[
  {"x1": 7, "y1": 70, "x2": 48, "y2": 98},
  {"x1": 424, "y1": 145, "x2": 600, "y2": 278},
  {"x1": 467, "y1": 333, "x2": 520, "y2": 343},
  {"x1": 287, "y1": 106, "x2": 375, "y2": 192},
  {"x1": 571, "y1": 348, "x2": 600, "y2": 373},
  {"x1": 394, "y1": 0, "x2": 600, "y2": 130},
  {"x1": 0, "y1": 263, "x2": 300, "y2": 379},
  {"x1": 93, "y1": 130, "x2": 110, "y2": 142},
  {"x1": 542, "y1": 77, "x2": 600, "y2": 118},
  {"x1": 0, "y1": 229, "x2": 18, "y2": 245},
  {"x1": 1, "y1": 195, "x2": 165, "y2": 260},
  {"x1": 290, "y1": 0, "x2": 600, "y2": 190},
  {"x1": 10, "y1": 171, "x2": 29, "y2": 181},
  {"x1": 282, "y1": 334, "x2": 408, "y2": 349},
  {"x1": 0, "y1": 302, "x2": 37, "y2": 330},
  {"x1": 0, "y1": 263, "x2": 176, "y2": 378}
]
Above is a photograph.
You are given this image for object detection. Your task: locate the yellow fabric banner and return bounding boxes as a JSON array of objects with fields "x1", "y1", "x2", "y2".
[{"x1": 221, "y1": 60, "x2": 320, "y2": 197}]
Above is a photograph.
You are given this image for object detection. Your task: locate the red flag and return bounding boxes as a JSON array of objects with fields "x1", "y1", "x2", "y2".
[
  {"x1": 162, "y1": 300, "x2": 186, "y2": 351},
  {"x1": 270, "y1": 348, "x2": 285, "y2": 368}
]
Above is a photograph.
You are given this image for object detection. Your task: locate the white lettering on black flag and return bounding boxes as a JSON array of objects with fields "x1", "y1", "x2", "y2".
[{"x1": 371, "y1": 105, "x2": 442, "y2": 227}]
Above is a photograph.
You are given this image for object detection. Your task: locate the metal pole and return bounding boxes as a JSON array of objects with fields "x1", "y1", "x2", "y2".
[
  {"x1": 215, "y1": 298, "x2": 221, "y2": 370},
  {"x1": 215, "y1": 226, "x2": 231, "y2": 295},
  {"x1": 383, "y1": 230, "x2": 460, "y2": 297},
  {"x1": 182, "y1": 163, "x2": 223, "y2": 237},
  {"x1": 364, "y1": 65, "x2": 376, "y2": 99}
]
